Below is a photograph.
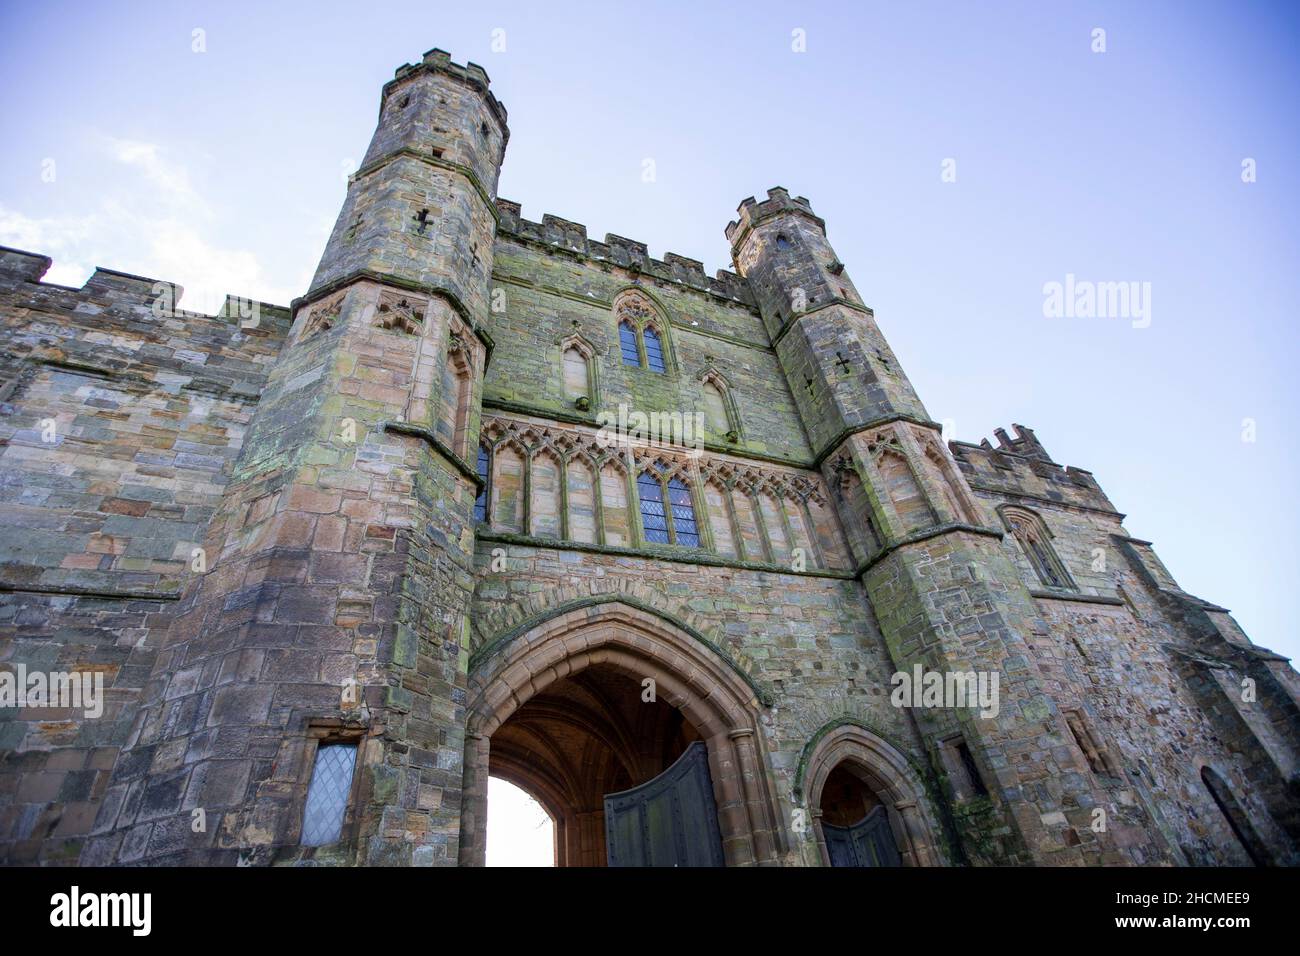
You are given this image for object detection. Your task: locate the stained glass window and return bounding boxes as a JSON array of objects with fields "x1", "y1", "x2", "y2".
[
  {"x1": 637, "y1": 471, "x2": 670, "y2": 544},
  {"x1": 667, "y1": 477, "x2": 698, "y2": 547},
  {"x1": 619, "y1": 321, "x2": 640, "y2": 367},
  {"x1": 643, "y1": 326, "x2": 666, "y2": 373},
  {"x1": 301, "y1": 742, "x2": 357, "y2": 846}
]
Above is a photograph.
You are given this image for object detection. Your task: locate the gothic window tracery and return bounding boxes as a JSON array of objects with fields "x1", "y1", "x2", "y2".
[
  {"x1": 1001, "y1": 506, "x2": 1076, "y2": 590},
  {"x1": 619, "y1": 321, "x2": 640, "y2": 367},
  {"x1": 477, "y1": 416, "x2": 853, "y2": 568},
  {"x1": 643, "y1": 326, "x2": 666, "y2": 373},
  {"x1": 614, "y1": 291, "x2": 671, "y2": 374}
]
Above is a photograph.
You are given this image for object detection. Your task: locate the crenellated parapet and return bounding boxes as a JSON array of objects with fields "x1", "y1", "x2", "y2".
[
  {"x1": 494, "y1": 198, "x2": 754, "y2": 306},
  {"x1": 724, "y1": 186, "x2": 826, "y2": 249},
  {"x1": 0, "y1": 244, "x2": 292, "y2": 400},
  {"x1": 388, "y1": 49, "x2": 509, "y2": 138},
  {"x1": 949, "y1": 424, "x2": 1119, "y2": 516}
]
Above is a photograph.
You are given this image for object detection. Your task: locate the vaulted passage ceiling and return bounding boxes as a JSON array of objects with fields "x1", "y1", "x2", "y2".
[{"x1": 488, "y1": 664, "x2": 700, "y2": 866}]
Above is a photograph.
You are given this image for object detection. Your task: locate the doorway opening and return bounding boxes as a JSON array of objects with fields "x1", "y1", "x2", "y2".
[
  {"x1": 818, "y1": 761, "x2": 902, "y2": 867},
  {"x1": 486, "y1": 663, "x2": 704, "y2": 866}
]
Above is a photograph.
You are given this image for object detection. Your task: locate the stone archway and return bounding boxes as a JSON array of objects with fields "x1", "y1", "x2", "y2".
[
  {"x1": 459, "y1": 601, "x2": 783, "y2": 866},
  {"x1": 797, "y1": 721, "x2": 945, "y2": 867}
]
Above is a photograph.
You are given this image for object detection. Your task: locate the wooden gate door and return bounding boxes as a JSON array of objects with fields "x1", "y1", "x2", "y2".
[
  {"x1": 604, "y1": 741, "x2": 726, "y2": 867},
  {"x1": 822, "y1": 805, "x2": 903, "y2": 867}
]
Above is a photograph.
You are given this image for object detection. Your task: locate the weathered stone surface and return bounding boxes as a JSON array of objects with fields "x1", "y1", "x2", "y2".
[{"x1": 1, "y1": 48, "x2": 1296, "y2": 867}]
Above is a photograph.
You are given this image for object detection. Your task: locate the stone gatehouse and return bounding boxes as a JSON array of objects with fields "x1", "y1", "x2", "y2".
[{"x1": 1, "y1": 49, "x2": 1297, "y2": 867}]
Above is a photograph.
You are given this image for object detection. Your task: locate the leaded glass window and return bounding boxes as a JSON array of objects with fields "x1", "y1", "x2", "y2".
[
  {"x1": 667, "y1": 478, "x2": 699, "y2": 547},
  {"x1": 301, "y1": 742, "x2": 357, "y2": 846},
  {"x1": 619, "y1": 321, "x2": 640, "y2": 367},
  {"x1": 637, "y1": 471, "x2": 670, "y2": 544},
  {"x1": 643, "y1": 326, "x2": 666, "y2": 373}
]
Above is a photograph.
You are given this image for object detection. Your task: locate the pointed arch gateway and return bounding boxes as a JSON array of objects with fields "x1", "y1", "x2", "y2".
[
  {"x1": 459, "y1": 601, "x2": 783, "y2": 866},
  {"x1": 795, "y1": 721, "x2": 945, "y2": 867}
]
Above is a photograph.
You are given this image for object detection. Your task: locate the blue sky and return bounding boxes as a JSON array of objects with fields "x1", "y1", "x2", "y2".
[{"x1": 1, "y1": 0, "x2": 1297, "y2": 664}]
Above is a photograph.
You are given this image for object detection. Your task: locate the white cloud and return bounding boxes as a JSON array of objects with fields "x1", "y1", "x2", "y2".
[
  {"x1": 0, "y1": 137, "x2": 299, "y2": 312},
  {"x1": 103, "y1": 136, "x2": 212, "y2": 217}
]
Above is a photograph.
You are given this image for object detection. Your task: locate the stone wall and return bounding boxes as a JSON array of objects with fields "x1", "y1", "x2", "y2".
[
  {"x1": 962, "y1": 423, "x2": 1300, "y2": 864},
  {"x1": 466, "y1": 537, "x2": 942, "y2": 865},
  {"x1": 0, "y1": 246, "x2": 291, "y2": 863}
]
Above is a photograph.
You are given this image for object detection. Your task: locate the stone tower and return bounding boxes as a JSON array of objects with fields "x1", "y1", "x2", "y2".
[
  {"x1": 728, "y1": 189, "x2": 1173, "y2": 863},
  {"x1": 91, "y1": 50, "x2": 506, "y2": 865}
]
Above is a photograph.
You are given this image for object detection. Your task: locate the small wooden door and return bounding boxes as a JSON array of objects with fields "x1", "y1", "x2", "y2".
[
  {"x1": 604, "y1": 741, "x2": 726, "y2": 867},
  {"x1": 822, "y1": 806, "x2": 903, "y2": 867}
]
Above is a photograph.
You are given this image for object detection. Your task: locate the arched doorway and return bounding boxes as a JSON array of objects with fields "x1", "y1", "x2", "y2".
[
  {"x1": 797, "y1": 721, "x2": 945, "y2": 867},
  {"x1": 818, "y1": 763, "x2": 902, "y2": 867},
  {"x1": 486, "y1": 663, "x2": 706, "y2": 865},
  {"x1": 459, "y1": 601, "x2": 782, "y2": 866}
]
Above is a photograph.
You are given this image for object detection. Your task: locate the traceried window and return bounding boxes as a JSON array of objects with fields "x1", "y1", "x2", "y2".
[
  {"x1": 643, "y1": 326, "x2": 666, "y2": 373},
  {"x1": 637, "y1": 471, "x2": 669, "y2": 544},
  {"x1": 667, "y1": 477, "x2": 699, "y2": 546},
  {"x1": 301, "y1": 742, "x2": 357, "y2": 846},
  {"x1": 1002, "y1": 507, "x2": 1076, "y2": 591},
  {"x1": 614, "y1": 291, "x2": 671, "y2": 375},
  {"x1": 637, "y1": 466, "x2": 699, "y2": 547},
  {"x1": 474, "y1": 444, "x2": 491, "y2": 522},
  {"x1": 619, "y1": 321, "x2": 640, "y2": 367}
]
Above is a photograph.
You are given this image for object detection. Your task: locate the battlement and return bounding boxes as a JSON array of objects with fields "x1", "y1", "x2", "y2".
[
  {"x1": 387, "y1": 48, "x2": 509, "y2": 132},
  {"x1": 0, "y1": 245, "x2": 290, "y2": 328},
  {"x1": 950, "y1": 424, "x2": 1119, "y2": 516},
  {"x1": 724, "y1": 186, "x2": 826, "y2": 249},
  {"x1": 990, "y1": 423, "x2": 1054, "y2": 462},
  {"x1": 494, "y1": 198, "x2": 754, "y2": 305}
]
